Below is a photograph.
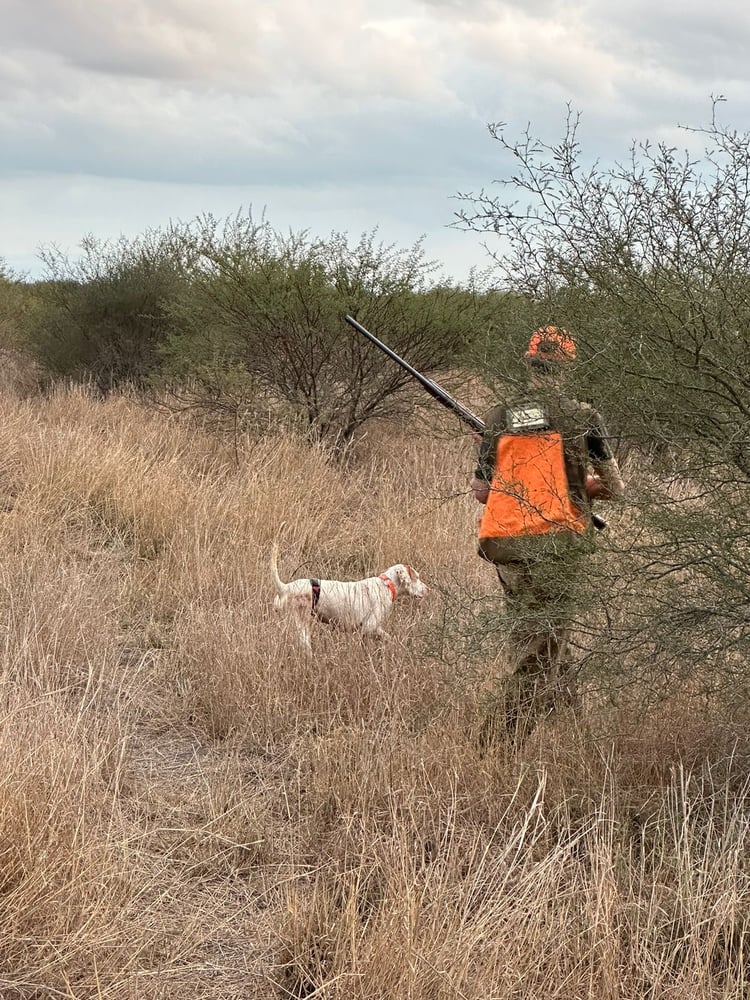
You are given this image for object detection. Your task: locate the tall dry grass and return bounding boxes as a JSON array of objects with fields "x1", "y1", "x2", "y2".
[{"x1": 0, "y1": 383, "x2": 747, "y2": 998}]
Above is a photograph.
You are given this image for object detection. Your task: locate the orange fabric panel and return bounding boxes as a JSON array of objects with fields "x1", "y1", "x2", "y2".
[{"x1": 479, "y1": 431, "x2": 586, "y2": 539}]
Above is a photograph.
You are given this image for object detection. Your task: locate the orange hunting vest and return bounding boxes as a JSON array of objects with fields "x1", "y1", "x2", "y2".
[{"x1": 479, "y1": 426, "x2": 587, "y2": 540}]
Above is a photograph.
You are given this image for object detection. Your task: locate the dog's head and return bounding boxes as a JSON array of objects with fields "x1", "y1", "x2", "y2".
[{"x1": 390, "y1": 564, "x2": 429, "y2": 599}]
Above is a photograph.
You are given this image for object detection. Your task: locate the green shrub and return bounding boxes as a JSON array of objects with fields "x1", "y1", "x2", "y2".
[
  {"x1": 160, "y1": 214, "x2": 490, "y2": 445},
  {"x1": 455, "y1": 102, "x2": 750, "y2": 705},
  {"x1": 28, "y1": 232, "x2": 186, "y2": 390}
]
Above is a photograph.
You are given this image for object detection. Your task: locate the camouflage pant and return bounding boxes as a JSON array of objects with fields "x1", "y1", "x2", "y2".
[{"x1": 479, "y1": 533, "x2": 589, "y2": 746}]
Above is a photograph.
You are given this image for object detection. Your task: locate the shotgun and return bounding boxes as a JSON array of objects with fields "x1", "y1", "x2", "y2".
[{"x1": 344, "y1": 314, "x2": 607, "y2": 531}]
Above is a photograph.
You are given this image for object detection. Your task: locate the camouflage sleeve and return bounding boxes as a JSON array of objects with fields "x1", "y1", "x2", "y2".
[
  {"x1": 474, "y1": 405, "x2": 505, "y2": 483},
  {"x1": 585, "y1": 409, "x2": 614, "y2": 463},
  {"x1": 586, "y1": 410, "x2": 625, "y2": 498}
]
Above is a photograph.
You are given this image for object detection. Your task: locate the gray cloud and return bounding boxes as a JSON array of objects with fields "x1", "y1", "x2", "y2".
[
  {"x1": 3, "y1": 0, "x2": 750, "y2": 281},
  {"x1": 0, "y1": 88, "x2": 496, "y2": 189},
  {"x1": 2, "y1": 0, "x2": 266, "y2": 83}
]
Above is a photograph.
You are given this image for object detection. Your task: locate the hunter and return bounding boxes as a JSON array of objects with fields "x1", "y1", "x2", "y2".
[{"x1": 470, "y1": 326, "x2": 625, "y2": 743}]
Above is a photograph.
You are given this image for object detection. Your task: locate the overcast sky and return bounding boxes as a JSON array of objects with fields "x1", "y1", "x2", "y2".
[{"x1": 3, "y1": 0, "x2": 750, "y2": 282}]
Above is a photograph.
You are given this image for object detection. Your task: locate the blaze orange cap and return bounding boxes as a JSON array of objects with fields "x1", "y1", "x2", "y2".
[{"x1": 525, "y1": 326, "x2": 576, "y2": 365}]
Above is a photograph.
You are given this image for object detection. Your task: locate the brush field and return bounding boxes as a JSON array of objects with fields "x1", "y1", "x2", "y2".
[{"x1": 0, "y1": 384, "x2": 747, "y2": 999}]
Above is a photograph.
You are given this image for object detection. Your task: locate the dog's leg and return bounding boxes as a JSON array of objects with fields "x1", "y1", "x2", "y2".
[
  {"x1": 297, "y1": 623, "x2": 313, "y2": 656},
  {"x1": 291, "y1": 594, "x2": 314, "y2": 656},
  {"x1": 360, "y1": 616, "x2": 391, "y2": 641}
]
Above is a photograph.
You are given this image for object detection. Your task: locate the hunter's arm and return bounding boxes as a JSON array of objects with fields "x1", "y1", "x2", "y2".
[
  {"x1": 471, "y1": 405, "x2": 504, "y2": 504},
  {"x1": 585, "y1": 412, "x2": 625, "y2": 501}
]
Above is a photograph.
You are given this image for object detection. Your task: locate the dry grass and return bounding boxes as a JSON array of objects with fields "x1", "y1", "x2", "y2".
[{"x1": 0, "y1": 383, "x2": 747, "y2": 998}]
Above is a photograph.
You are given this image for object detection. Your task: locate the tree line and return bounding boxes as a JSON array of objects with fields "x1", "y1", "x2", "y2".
[{"x1": 0, "y1": 218, "x2": 516, "y2": 447}]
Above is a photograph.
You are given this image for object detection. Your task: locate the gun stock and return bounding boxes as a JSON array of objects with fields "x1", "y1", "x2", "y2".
[{"x1": 344, "y1": 315, "x2": 606, "y2": 531}]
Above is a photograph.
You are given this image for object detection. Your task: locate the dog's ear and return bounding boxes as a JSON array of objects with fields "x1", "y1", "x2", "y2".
[{"x1": 406, "y1": 565, "x2": 418, "y2": 580}]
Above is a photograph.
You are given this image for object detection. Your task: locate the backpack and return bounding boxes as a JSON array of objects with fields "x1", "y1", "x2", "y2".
[{"x1": 479, "y1": 400, "x2": 587, "y2": 540}]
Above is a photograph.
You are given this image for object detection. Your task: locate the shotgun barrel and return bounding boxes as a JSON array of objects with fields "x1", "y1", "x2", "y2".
[{"x1": 344, "y1": 314, "x2": 485, "y2": 434}]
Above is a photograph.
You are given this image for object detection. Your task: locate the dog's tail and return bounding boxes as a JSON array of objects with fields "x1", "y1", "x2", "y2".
[{"x1": 270, "y1": 524, "x2": 287, "y2": 594}]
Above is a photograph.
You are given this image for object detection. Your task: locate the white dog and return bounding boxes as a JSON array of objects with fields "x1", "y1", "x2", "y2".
[{"x1": 270, "y1": 541, "x2": 429, "y2": 653}]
